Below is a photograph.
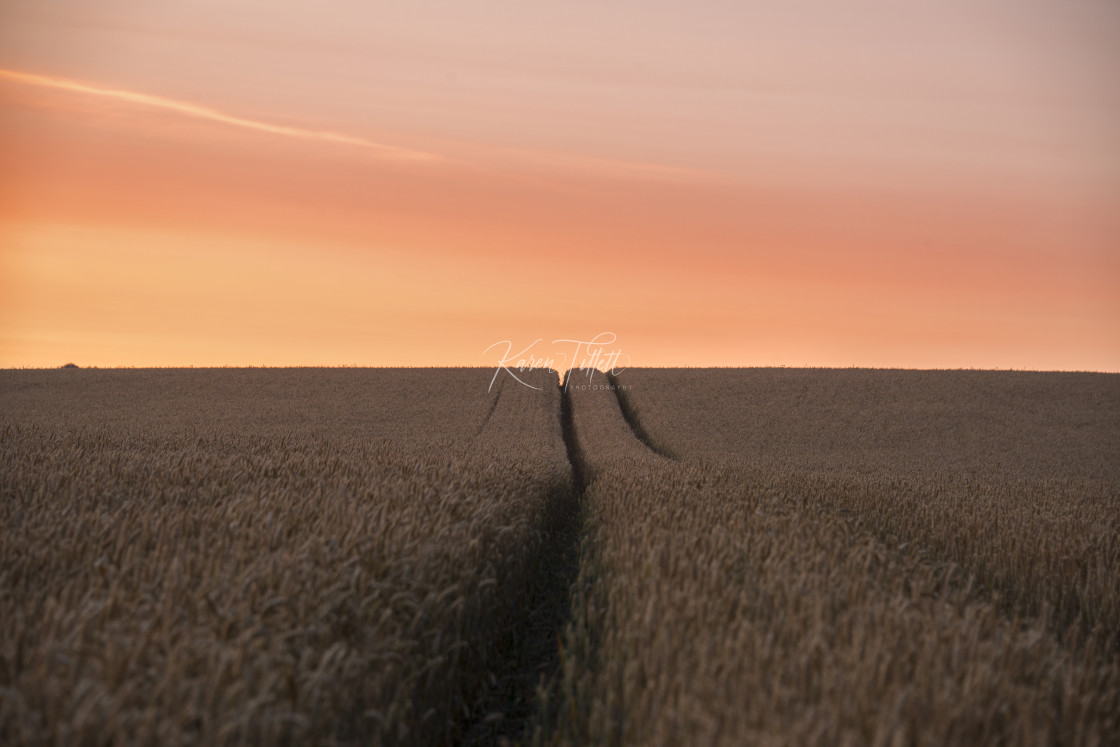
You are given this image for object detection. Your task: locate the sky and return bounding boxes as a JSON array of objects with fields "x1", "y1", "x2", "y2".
[{"x1": 1, "y1": 0, "x2": 1118, "y2": 370}]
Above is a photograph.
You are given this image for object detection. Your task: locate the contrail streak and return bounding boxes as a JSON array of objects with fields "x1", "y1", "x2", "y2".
[{"x1": 0, "y1": 68, "x2": 440, "y2": 161}]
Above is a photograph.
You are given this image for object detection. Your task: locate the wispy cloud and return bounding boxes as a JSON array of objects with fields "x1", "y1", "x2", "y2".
[{"x1": 0, "y1": 69, "x2": 440, "y2": 161}]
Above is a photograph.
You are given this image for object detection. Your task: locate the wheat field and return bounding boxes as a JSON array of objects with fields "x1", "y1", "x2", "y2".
[
  {"x1": 2, "y1": 367, "x2": 1117, "y2": 745},
  {"x1": 1, "y1": 368, "x2": 570, "y2": 745},
  {"x1": 532, "y1": 369, "x2": 1119, "y2": 745}
]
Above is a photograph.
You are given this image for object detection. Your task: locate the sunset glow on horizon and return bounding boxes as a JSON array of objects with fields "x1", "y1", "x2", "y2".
[{"x1": 2, "y1": 1, "x2": 1118, "y2": 371}]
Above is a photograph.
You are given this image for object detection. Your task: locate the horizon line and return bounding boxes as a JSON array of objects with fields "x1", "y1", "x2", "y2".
[{"x1": 4, "y1": 364, "x2": 1118, "y2": 375}]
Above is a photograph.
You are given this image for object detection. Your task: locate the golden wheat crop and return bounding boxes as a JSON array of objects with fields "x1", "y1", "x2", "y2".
[
  {"x1": 615, "y1": 368, "x2": 1120, "y2": 647},
  {"x1": 5, "y1": 366, "x2": 1117, "y2": 746},
  {"x1": 532, "y1": 369, "x2": 1120, "y2": 746},
  {"x1": 1, "y1": 368, "x2": 569, "y2": 746}
]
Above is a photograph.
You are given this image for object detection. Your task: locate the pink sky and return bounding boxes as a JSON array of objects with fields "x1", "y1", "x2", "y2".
[{"x1": 1, "y1": 1, "x2": 1118, "y2": 369}]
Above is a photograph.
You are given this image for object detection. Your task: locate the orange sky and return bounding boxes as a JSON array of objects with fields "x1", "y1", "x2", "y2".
[{"x1": 1, "y1": 1, "x2": 1118, "y2": 370}]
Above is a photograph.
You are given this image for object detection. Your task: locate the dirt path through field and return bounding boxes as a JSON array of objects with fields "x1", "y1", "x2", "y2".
[
  {"x1": 563, "y1": 371, "x2": 674, "y2": 481},
  {"x1": 467, "y1": 370, "x2": 661, "y2": 744},
  {"x1": 458, "y1": 374, "x2": 584, "y2": 745},
  {"x1": 607, "y1": 371, "x2": 676, "y2": 460}
]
